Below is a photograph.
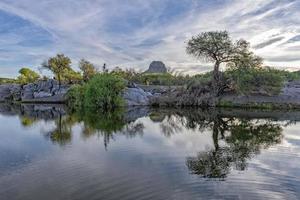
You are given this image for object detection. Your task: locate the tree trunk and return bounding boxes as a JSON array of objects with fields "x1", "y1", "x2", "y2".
[
  {"x1": 213, "y1": 61, "x2": 220, "y2": 96},
  {"x1": 58, "y1": 74, "x2": 61, "y2": 90}
]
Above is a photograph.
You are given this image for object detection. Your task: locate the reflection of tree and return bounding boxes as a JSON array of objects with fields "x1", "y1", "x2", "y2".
[
  {"x1": 45, "y1": 114, "x2": 72, "y2": 146},
  {"x1": 160, "y1": 115, "x2": 183, "y2": 137},
  {"x1": 186, "y1": 116, "x2": 283, "y2": 179},
  {"x1": 20, "y1": 116, "x2": 37, "y2": 127}
]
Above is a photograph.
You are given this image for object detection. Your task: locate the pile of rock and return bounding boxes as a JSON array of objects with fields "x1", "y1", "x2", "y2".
[
  {"x1": 122, "y1": 86, "x2": 153, "y2": 106},
  {"x1": 0, "y1": 78, "x2": 161, "y2": 106},
  {"x1": 0, "y1": 80, "x2": 69, "y2": 103}
]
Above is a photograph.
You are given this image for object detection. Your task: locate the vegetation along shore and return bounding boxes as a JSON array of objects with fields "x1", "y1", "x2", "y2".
[{"x1": 1, "y1": 31, "x2": 300, "y2": 110}]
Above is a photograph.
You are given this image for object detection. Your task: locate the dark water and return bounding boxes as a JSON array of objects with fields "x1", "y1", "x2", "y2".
[{"x1": 0, "y1": 104, "x2": 300, "y2": 200}]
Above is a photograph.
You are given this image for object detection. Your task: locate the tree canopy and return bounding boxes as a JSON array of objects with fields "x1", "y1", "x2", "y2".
[
  {"x1": 17, "y1": 67, "x2": 40, "y2": 84},
  {"x1": 186, "y1": 31, "x2": 261, "y2": 94},
  {"x1": 79, "y1": 59, "x2": 97, "y2": 81},
  {"x1": 42, "y1": 54, "x2": 72, "y2": 85}
]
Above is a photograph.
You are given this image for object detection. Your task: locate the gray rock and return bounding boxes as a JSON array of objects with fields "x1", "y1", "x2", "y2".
[
  {"x1": 122, "y1": 87, "x2": 153, "y2": 106},
  {"x1": 0, "y1": 79, "x2": 70, "y2": 103},
  {"x1": 21, "y1": 91, "x2": 34, "y2": 100},
  {"x1": 10, "y1": 85, "x2": 21, "y2": 101},
  {"x1": 33, "y1": 91, "x2": 52, "y2": 99},
  {"x1": 144, "y1": 61, "x2": 167, "y2": 73},
  {"x1": 0, "y1": 85, "x2": 14, "y2": 101},
  {"x1": 0, "y1": 84, "x2": 21, "y2": 101}
]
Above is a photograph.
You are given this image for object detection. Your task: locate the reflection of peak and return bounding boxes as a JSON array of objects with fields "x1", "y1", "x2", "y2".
[{"x1": 149, "y1": 112, "x2": 166, "y2": 123}]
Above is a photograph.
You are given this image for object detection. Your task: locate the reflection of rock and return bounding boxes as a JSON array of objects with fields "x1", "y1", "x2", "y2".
[
  {"x1": 124, "y1": 106, "x2": 150, "y2": 122},
  {"x1": 0, "y1": 103, "x2": 66, "y2": 120},
  {"x1": 122, "y1": 87, "x2": 153, "y2": 106},
  {"x1": 0, "y1": 79, "x2": 69, "y2": 103},
  {"x1": 144, "y1": 61, "x2": 167, "y2": 73}
]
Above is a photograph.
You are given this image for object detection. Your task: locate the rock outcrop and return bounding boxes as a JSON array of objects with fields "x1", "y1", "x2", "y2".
[
  {"x1": 0, "y1": 80, "x2": 155, "y2": 106},
  {"x1": 0, "y1": 80, "x2": 69, "y2": 103},
  {"x1": 144, "y1": 61, "x2": 167, "y2": 73},
  {"x1": 0, "y1": 84, "x2": 21, "y2": 101},
  {"x1": 122, "y1": 87, "x2": 153, "y2": 106},
  {"x1": 219, "y1": 81, "x2": 300, "y2": 108}
]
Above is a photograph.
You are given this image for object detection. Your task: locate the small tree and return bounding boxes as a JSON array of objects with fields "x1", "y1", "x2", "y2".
[
  {"x1": 186, "y1": 31, "x2": 254, "y2": 94},
  {"x1": 42, "y1": 54, "x2": 72, "y2": 87},
  {"x1": 62, "y1": 68, "x2": 82, "y2": 84},
  {"x1": 17, "y1": 67, "x2": 40, "y2": 84},
  {"x1": 79, "y1": 59, "x2": 96, "y2": 81}
]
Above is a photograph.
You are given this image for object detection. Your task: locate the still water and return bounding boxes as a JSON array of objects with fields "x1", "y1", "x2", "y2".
[{"x1": 0, "y1": 104, "x2": 300, "y2": 200}]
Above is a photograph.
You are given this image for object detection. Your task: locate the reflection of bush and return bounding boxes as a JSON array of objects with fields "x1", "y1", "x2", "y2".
[
  {"x1": 71, "y1": 108, "x2": 145, "y2": 149},
  {"x1": 81, "y1": 109, "x2": 126, "y2": 135}
]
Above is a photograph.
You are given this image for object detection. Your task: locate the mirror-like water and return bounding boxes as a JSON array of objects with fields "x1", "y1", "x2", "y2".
[{"x1": 0, "y1": 104, "x2": 300, "y2": 200}]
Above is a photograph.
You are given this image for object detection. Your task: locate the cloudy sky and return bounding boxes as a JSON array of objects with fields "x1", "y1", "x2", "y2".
[{"x1": 0, "y1": 0, "x2": 300, "y2": 77}]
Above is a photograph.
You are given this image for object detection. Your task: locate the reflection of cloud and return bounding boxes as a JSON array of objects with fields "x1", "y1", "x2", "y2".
[{"x1": 0, "y1": 0, "x2": 300, "y2": 76}]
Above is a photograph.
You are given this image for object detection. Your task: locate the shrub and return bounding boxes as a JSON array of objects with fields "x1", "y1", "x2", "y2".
[
  {"x1": 227, "y1": 67, "x2": 284, "y2": 95},
  {"x1": 187, "y1": 72, "x2": 213, "y2": 90},
  {"x1": 84, "y1": 74, "x2": 126, "y2": 110},
  {"x1": 66, "y1": 84, "x2": 85, "y2": 110}
]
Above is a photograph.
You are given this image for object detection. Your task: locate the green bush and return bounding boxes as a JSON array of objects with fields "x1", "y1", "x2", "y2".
[
  {"x1": 84, "y1": 74, "x2": 126, "y2": 110},
  {"x1": 66, "y1": 84, "x2": 86, "y2": 110},
  {"x1": 227, "y1": 67, "x2": 284, "y2": 95},
  {"x1": 187, "y1": 72, "x2": 212, "y2": 90},
  {"x1": 273, "y1": 70, "x2": 300, "y2": 82}
]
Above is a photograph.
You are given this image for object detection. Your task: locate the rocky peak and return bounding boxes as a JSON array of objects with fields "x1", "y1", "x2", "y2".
[{"x1": 144, "y1": 61, "x2": 167, "y2": 73}]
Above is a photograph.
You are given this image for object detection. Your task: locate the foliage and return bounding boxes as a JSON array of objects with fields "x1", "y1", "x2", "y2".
[
  {"x1": 186, "y1": 31, "x2": 260, "y2": 94},
  {"x1": 271, "y1": 70, "x2": 300, "y2": 82},
  {"x1": 110, "y1": 67, "x2": 190, "y2": 86},
  {"x1": 110, "y1": 67, "x2": 139, "y2": 82},
  {"x1": 226, "y1": 66, "x2": 284, "y2": 95},
  {"x1": 62, "y1": 68, "x2": 82, "y2": 84},
  {"x1": 79, "y1": 59, "x2": 97, "y2": 81},
  {"x1": 66, "y1": 84, "x2": 86, "y2": 110},
  {"x1": 17, "y1": 67, "x2": 40, "y2": 84},
  {"x1": 0, "y1": 78, "x2": 17, "y2": 84},
  {"x1": 187, "y1": 72, "x2": 213, "y2": 90},
  {"x1": 84, "y1": 74, "x2": 126, "y2": 110},
  {"x1": 42, "y1": 54, "x2": 72, "y2": 85},
  {"x1": 66, "y1": 74, "x2": 126, "y2": 110}
]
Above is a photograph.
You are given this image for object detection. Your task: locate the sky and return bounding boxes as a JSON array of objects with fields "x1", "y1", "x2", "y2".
[{"x1": 0, "y1": 0, "x2": 300, "y2": 77}]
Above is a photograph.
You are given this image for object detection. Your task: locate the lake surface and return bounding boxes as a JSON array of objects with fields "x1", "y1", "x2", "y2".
[{"x1": 0, "y1": 104, "x2": 300, "y2": 200}]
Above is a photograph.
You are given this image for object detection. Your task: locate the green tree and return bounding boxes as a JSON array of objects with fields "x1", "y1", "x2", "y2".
[
  {"x1": 79, "y1": 59, "x2": 97, "y2": 81},
  {"x1": 42, "y1": 54, "x2": 72, "y2": 87},
  {"x1": 186, "y1": 31, "x2": 255, "y2": 94},
  {"x1": 62, "y1": 68, "x2": 82, "y2": 84},
  {"x1": 17, "y1": 67, "x2": 40, "y2": 84}
]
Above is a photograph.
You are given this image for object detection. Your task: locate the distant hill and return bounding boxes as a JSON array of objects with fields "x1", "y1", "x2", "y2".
[
  {"x1": 0, "y1": 78, "x2": 16, "y2": 84},
  {"x1": 144, "y1": 61, "x2": 167, "y2": 73}
]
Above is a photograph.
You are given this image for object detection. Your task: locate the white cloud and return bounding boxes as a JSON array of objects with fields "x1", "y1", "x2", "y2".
[{"x1": 0, "y1": 0, "x2": 300, "y2": 77}]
